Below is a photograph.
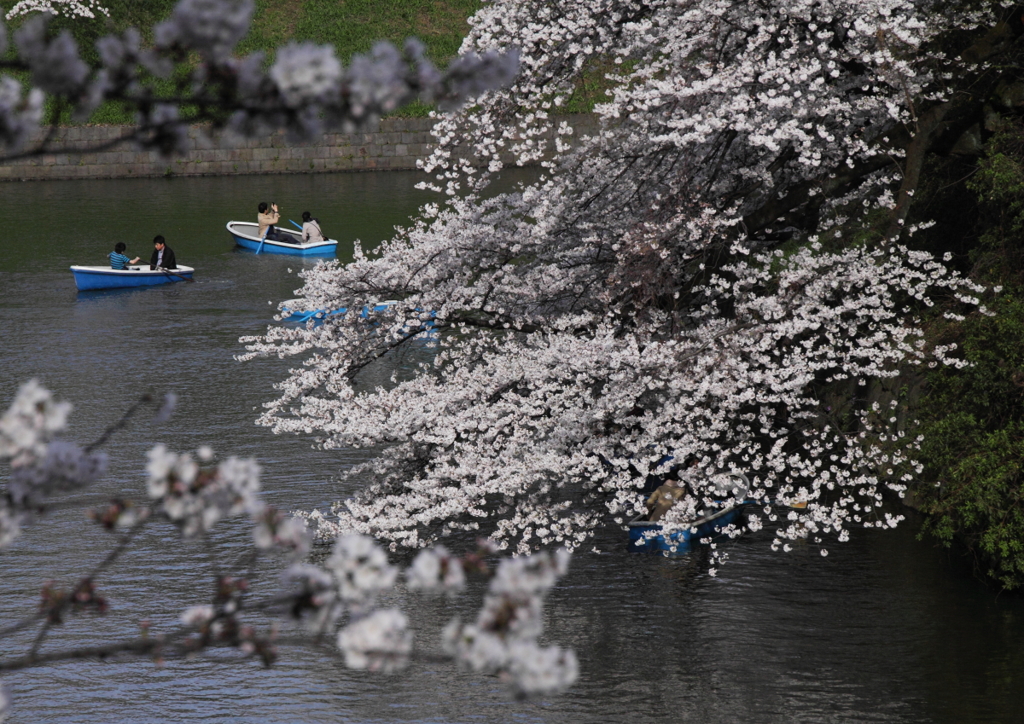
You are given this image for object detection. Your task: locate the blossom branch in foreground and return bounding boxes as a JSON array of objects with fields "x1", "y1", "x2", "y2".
[
  {"x1": 0, "y1": 383, "x2": 577, "y2": 719},
  {"x1": 0, "y1": 0, "x2": 519, "y2": 161}
]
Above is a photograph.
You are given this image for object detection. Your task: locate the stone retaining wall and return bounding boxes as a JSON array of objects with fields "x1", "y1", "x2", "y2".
[{"x1": 0, "y1": 115, "x2": 599, "y2": 182}]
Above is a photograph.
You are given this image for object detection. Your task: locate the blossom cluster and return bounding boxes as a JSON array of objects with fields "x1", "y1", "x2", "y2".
[
  {"x1": 145, "y1": 444, "x2": 264, "y2": 537},
  {"x1": 241, "y1": 0, "x2": 1001, "y2": 563},
  {"x1": 441, "y1": 549, "x2": 577, "y2": 696},
  {"x1": 281, "y1": 536, "x2": 576, "y2": 688},
  {"x1": 0, "y1": 380, "x2": 106, "y2": 547},
  {"x1": 0, "y1": 0, "x2": 519, "y2": 157},
  {"x1": 5, "y1": 0, "x2": 109, "y2": 20}
]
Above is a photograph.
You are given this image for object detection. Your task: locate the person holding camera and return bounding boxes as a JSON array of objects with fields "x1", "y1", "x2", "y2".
[{"x1": 257, "y1": 201, "x2": 280, "y2": 238}]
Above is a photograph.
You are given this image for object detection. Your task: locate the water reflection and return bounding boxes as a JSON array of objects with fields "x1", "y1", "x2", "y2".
[{"x1": 0, "y1": 172, "x2": 1022, "y2": 723}]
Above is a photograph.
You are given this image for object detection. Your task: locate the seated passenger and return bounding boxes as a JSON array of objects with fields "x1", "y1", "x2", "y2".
[
  {"x1": 301, "y1": 211, "x2": 325, "y2": 243},
  {"x1": 109, "y1": 242, "x2": 140, "y2": 270},
  {"x1": 645, "y1": 479, "x2": 689, "y2": 522}
]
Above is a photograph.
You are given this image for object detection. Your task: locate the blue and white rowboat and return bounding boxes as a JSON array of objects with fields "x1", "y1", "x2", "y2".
[
  {"x1": 628, "y1": 504, "x2": 745, "y2": 556},
  {"x1": 70, "y1": 265, "x2": 195, "y2": 291},
  {"x1": 628, "y1": 472, "x2": 750, "y2": 556},
  {"x1": 226, "y1": 221, "x2": 338, "y2": 256},
  {"x1": 281, "y1": 299, "x2": 397, "y2": 324}
]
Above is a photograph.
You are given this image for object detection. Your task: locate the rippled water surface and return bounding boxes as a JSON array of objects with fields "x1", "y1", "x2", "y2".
[{"x1": 1, "y1": 173, "x2": 1023, "y2": 723}]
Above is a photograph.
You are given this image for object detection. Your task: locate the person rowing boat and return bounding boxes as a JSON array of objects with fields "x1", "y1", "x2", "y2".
[{"x1": 149, "y1": 235, "x2": 177, "y2": 270}]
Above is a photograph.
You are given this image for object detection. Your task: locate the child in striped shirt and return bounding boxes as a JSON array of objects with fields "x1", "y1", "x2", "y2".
[{"x1": 109, "y1": 242, "x2": 140, "y2": 269}]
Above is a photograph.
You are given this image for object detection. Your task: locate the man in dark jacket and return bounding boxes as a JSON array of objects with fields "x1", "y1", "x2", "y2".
[{"x1": 149, "y1": 235, "x2": 177, "y2": 270}]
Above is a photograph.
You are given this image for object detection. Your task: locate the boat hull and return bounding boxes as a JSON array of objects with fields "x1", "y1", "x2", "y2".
[
  {"x1": 280, "y1": 301, "x2": 437, "y2": 339},
  {"x1": 226, "y1": 221, "x2": 337, "y2": 256},
  {"x1": 281, "y1": 299, "x2": 396, "y2": 324},
  {"x1": 70, "y1": 265, "x2": 195, "y2": 291},
  {"x1": 628, "y1": 505, "x2": 744, "y2": 556}
]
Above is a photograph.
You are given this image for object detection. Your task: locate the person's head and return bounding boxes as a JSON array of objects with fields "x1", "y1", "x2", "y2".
[
  {"x1": 153, "y1": 235, "x2": 165, "y2": 248},
  {"x1": 301, "y1": 211, "x2": 312, "y2": 222},
  {"x1": 258, "y1": 202, "x2": 268, "y2": 214},
  {"x1": 114, "y1": 242, "x2": 126, "y2": 253}
]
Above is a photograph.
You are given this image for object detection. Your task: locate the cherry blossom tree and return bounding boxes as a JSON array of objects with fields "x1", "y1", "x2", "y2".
[
  {"x1": 0, "y1": 381, "x2": 578, "y2": 718},
  {"x1": 241, "y1": 0, "x2": 1020, "y2": 558}
]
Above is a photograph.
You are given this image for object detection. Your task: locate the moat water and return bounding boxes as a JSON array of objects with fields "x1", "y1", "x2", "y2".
[{"x1": 0, "y1": 172, "x2": 1022, "y2": 723}]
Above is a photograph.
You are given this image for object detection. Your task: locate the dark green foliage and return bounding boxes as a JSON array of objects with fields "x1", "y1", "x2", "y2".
[
  {"x1": 917, "y1": 295, "x2": 1024, "y2": 590},
  {"x1": 965, "y1": 125, "x2": 1024, "y2": 282},
  {"x1": 916, "y1": 122, "x2": 1024, "y2": 590}
]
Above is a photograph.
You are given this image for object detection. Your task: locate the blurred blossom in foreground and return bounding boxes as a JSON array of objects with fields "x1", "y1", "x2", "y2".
[
  {"x1": 337, "y1": 608, "x2": 412, "y2": 672},
  {"x1": 406, "y1": 545, "x2": 466, "y2": 593}
]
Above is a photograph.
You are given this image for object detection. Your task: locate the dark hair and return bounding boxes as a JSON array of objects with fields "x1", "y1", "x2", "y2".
[
  {"x1": 114, "y1": 242, "x2": 126, "y2": 253},
  {"x1": 258, "y1": 202, "x2": 268, "y2": 213},
  {"x1": 302, "y1": 211, "x2": 312, "y2": 222},
  {"x1": 153, "y1": 235, "x2": 165, "y2": 245}
]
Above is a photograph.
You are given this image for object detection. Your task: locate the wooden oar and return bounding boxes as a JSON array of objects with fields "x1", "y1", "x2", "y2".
[{"x1": 158, "y1": 267, "x2": 194, "y2": 283}]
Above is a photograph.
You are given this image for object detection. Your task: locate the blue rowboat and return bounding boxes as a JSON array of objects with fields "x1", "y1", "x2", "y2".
[
  {"x1": 280, "y1": 300, "x2": 437, "y2": 339},
  {"x1": 226, "y1": 221, "x2": 337, "y2": 256},
  {"x1": 281, "y1": 299, "x2": 397, "y2": 324},
  {"x1": 70, "y1": 265, "x2": 195, "y2": 291},
  {"x1": 628, "y1": 471, "x2": 750, "y2": 556},
  {"x1": 628, "y1": 504, "x2": 745, "y2": 556}
]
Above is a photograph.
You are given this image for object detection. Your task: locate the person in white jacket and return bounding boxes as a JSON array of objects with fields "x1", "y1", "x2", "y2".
[{"x1": 301, "y1": 211, "x2": 325, "y2": 243}]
